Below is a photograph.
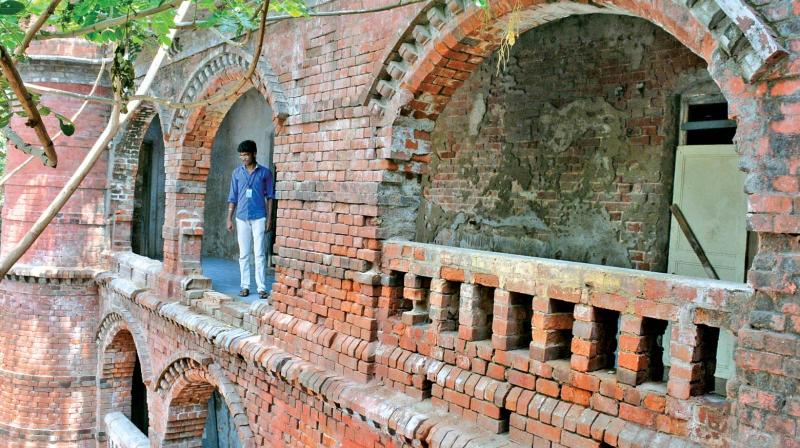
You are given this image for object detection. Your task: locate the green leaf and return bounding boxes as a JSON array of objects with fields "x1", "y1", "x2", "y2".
[
  {"x1": 54, "y1": 112, "x2": 75, "y2": 136},
  {"x1": 38, "y1": 105, "x2": 50, "y2": 116},
  {"x1": 0, "y1": 1, "x2": 24, "y2": 15}
]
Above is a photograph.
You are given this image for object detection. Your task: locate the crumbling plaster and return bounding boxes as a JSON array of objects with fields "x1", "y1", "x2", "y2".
[{"x1": 417, "y1": 14, "x2": 719, "y2": 272}]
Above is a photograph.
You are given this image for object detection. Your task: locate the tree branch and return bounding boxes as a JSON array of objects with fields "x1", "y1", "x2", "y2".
[
  {"x1": 175, "y1": 0, "x2": 427, "y2": 28},
  {"x1": 0, "y1": 59, "x2": 107, "y2": 187},
  {"x1": 25, "y1": 82, "x2": 115, "y2": 104},
  {"x1": 0, "y1": 45, "x2": 57, "y2": 167},
  {"x1": 0, "y1": 1, "x2": 194, "y2": 280},
  {"x1": 16, "y1": 0, "x2": 63, "y2": 56},
  {"x1": 145, "y1": 0, "x2": 270, "y2": 110},
  {"x1": 34, "y1": 0, "x2": 183, "y2": 41}
]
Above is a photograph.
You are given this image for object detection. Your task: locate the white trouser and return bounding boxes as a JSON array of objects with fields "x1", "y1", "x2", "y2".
[{"x1": 235, "y1": 217, "x2": 267, "y2": 292}]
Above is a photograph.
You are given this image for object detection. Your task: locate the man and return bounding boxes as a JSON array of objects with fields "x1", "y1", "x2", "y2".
[{"x1": 226, "y1": 140, "x2": 275, "y2": 299}]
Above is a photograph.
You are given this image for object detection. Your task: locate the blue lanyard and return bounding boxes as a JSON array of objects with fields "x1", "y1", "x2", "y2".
[{"x1": 243, "y1": 166, "x2": 259, "y2": 191}]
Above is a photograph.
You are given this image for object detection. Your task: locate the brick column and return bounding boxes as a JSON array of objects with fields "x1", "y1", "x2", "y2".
[
  {"x1": 0, "y1": 51, "x2": 109, "y2": 446},
  {"x1": 458, "y1": 283, "x2": 494, "y2": 341},
  {"x1": 429, "y1": 278, "x2": 459, "y2": 332}
]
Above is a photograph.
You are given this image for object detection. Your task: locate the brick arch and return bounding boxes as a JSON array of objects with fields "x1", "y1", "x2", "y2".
[
  {"x1": 367, "y1": 3, "x2": 786, "y2": 446},
  {"x1": 96, "y1": 311, "x2": 154, "y2": 383},
  {"x1": 159, "y1": 45, "x2": 285, "y2": 277},
  {"x1": 108, "y1": 104, "x2": 160, "y2": 252},
  {"x1": 95, "y1": 311, "x2": 154, "y2": 442},
  {"x1": 366, "y1": 0, "x2": 775, "y2": 254},
  {"x1": 155, "y1": 359, "x2": 254, "y2": 448},
  {"x1": 364, "y1": 0, "x2": 785, "y2": 125},
  {"x1": 165, "y1": 44, "x2": 289, "y2": 140}
]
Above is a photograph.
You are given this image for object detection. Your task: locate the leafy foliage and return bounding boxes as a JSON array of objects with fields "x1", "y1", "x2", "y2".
[{"x1": 0, "y1": 0, "x2": 291, "y2": 153}]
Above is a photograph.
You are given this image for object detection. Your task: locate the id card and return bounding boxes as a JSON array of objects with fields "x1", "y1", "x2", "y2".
[{"x1": 246, "y1": 188, "x2": 253, "y2": 198}]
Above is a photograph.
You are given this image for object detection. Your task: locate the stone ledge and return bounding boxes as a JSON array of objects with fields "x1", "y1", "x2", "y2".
[
  {"x1": 105, "y1": 412, "x2": 149, "y2": 448},
  {"x1": 102, "y1": 270, "x2": 520, "y2": 447}
]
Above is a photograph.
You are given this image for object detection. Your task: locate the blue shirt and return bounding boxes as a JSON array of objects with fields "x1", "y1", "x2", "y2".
[{"x1": 227, "y1": 164, "x2": 275, "y2": 220}]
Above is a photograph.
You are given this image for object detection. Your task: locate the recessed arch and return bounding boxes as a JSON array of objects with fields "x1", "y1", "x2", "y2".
[
  {"x1": 159, "y1": 46, "x2": 283, "y2": 277},
  {"x1": 363, "y1": 0, "x2": 783, "y2": 125},
  {"x1": 155, "y1": 359, "x2": 254, "y2": 448},
  {"x1": 95, "y1": 311, "x2": 154, "y2": 441},
  {"x1": 96, "y1": 311, "x2": 154, "y2": 383},
  {"x1": 366, "y1": 0, "x2": 771, "y2": 273},
  {"x1": 108, "y1": 104, "x2": 161, "y2": 253}
]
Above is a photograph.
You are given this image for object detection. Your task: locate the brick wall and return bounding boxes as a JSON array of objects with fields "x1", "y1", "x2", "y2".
[
  {"x1": 419, "y1": 14, "x2": 709, "y2": 272},
  {"x1": 0, "y1": 271, "x2": 99, "y2": 447}
]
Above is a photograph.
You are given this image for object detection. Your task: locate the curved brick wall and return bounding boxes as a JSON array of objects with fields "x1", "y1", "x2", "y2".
[
  {"x1": 0, "y1": 89, "x2": 111, "y2": 268},
  {"x1": 0, "y1": 40, "x2": 108, "y2": 447},
  {"x1": 0, "y1": 273, "x2": 98, "y2": 446}
]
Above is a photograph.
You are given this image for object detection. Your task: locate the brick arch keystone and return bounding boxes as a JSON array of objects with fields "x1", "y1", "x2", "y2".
[
  {"x1": 155, "y1": 358, "x2": 255, "y2": 448},
  {"x1": 363, "y1": 0, "x2": 785, "y2": 125}
]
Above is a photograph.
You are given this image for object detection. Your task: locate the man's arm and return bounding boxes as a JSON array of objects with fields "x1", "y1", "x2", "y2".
[
  {"x1": 227, "y1": 170, "x2": 238, "y2": 232},
  {"x1": 227, "y1": 203, "x2": 236, "y2": 232},
  {"x1": 266, "y1": 199, "x2": 273, "y2": 232}
]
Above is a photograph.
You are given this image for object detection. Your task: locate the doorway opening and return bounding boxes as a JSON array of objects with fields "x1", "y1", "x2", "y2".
[
  {"x1": 201, "y1": 89, "x2": 276, "y2": 300},
  {"x1": 132, "y1": 115, "x2": 166, "y2": 260}
]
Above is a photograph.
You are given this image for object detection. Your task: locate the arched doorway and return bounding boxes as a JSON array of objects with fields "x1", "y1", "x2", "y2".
[
  {"x1": 201, "y1": 88, "x2": 276, "y2": 298},
  {"x1": 98, "y1": 328, "x2": 149, "y2": 440},
  {"x1": 132, "y1": 115, "x2": 166, "y2": 260}
]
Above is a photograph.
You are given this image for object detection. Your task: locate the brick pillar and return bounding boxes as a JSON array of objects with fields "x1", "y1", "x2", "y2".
[
  {"x1": 458, "y1": 283, "x2": 494, "y2": 341},
  {"x1": 158, "y1": 141, "x2": 208, "y2": 297},
  {"x1": 429, "y1": 278, "x2": 459, "y2": 332},
  {"x1": 0, "y1": 50, "x2": 110, "y2": 446}
]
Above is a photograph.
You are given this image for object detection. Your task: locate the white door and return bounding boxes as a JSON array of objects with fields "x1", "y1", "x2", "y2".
[{"x1": 665, "y1": 144, "x2": 746, "y2": 392}]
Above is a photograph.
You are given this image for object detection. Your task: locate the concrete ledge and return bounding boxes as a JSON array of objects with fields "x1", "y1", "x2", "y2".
[{"x1": 105, "y1": 412, "x2": 149, "y2": 448}]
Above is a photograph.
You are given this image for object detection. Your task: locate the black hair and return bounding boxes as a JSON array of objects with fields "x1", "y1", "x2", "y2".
[{"x1": 237, "y1": 140, "x2": 257, "y2": 154}]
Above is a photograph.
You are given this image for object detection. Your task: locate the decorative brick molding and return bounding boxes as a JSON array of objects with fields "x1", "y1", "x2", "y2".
[
  {"x1": 165, "y1": 44, "x2": 290, "y2": 139},
  {"x1": 380, "y1": 240, "x2": 751, "y2": 444},
  {"x1": 364, "y1": 0, "x2": 786, "y2": 120}
]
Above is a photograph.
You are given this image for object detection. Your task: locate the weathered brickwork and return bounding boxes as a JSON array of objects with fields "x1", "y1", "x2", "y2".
[
  {"x1": 419, "y1": 14, "x2": 710, "y2": 272},
  {"x1": 0, "y1": 0, "x2": 798, "y2": 447}
]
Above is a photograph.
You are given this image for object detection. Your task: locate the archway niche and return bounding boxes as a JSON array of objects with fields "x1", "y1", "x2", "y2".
[
  {"x1": 164, "y1": 383, "x2": 244, "y2": 448},
  {"x1": 415, "y1": 13, "x2": 743, "y2": 276},
  {"x1": 98, "y1": 329, "x2": 149, "y2": 440},
  {"x1": 201, "y1": 88, "x2": 275, "y2": 295},
  {"x1": 132, "y1": 115, "x2": 166, "y2": 260}
]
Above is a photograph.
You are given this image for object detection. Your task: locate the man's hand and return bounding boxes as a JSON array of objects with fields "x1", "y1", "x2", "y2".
[
  {"x1": 266, "y1": 219, "x2": 273, "y2": 233},
  {"x1": 227, "y1": 218, "x2": 234, "y2": 233}
]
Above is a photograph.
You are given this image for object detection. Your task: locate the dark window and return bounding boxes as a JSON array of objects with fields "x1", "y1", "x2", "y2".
[{"x1": 683, "y1": 102, "x2": 735, "y2": 145}]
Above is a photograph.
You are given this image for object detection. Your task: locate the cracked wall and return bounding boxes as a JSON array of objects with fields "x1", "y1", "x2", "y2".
[{"x1": 417, "y1": 14, "x2": 712, "y2": 272}]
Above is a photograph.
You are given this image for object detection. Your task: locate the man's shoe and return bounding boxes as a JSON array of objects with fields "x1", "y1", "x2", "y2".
[
  {"x1": 239, "y1": 288, "x2": 250, "y2": 297},
  {"x1": 259, "y1": 290, "x2": 269, "y2": 299}
]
